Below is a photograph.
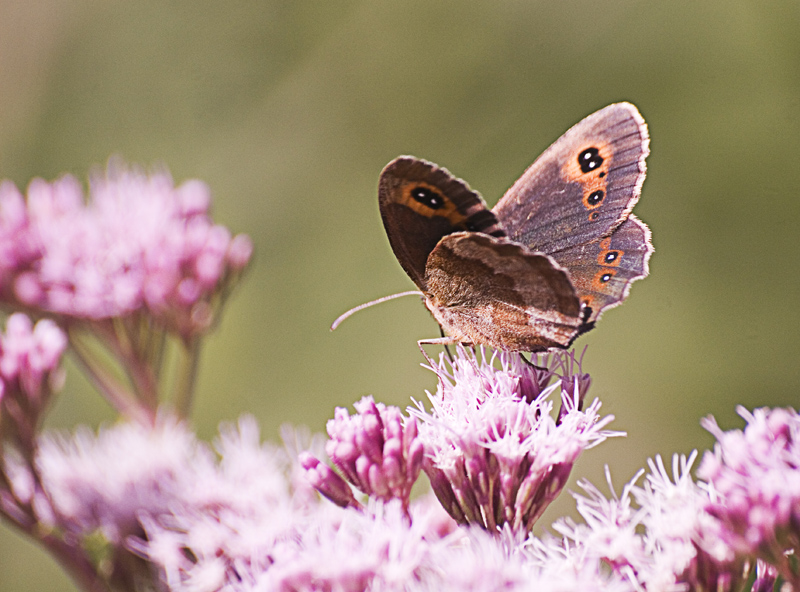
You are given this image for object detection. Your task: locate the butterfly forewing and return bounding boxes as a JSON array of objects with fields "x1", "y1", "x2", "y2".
[
  {"x1": 379, "y1": 157, "x2": 505, "y2": 290},
  {"x1": 493, "y1": 103, "x2": 649, "y2": 256}
]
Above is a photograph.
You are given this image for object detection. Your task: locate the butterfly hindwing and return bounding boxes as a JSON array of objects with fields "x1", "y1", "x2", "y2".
[
  {"x1": 423, "y1": 232, "x2": 582, "y2": 351},
  {"x1": 550, "y1": 215, "x2": 653, "y2": 322}
]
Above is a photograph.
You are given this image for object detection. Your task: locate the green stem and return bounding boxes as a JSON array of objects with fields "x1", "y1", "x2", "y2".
[
  {"x1": 68, "y1": 332, "x2": 153, "y2": 425},
  {"x1": 173, "y1": 337, "x2": 201, "y2": 419},
  {"x1": 89, "y1": 321, "x2": 160, "y2": 413}
]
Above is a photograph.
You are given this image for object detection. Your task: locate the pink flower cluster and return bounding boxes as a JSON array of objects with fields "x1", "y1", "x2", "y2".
[
  {"x1": 412, "y1": 347, "x2": 619, "y2": 534},
  {"x1": 0, "y1": 162, "x2": 252, "y2": 338},
  {"x1": 47, "y1": 410, "x2": 788, "y2": 592},
  {"x1": 22, "y1": 340, "x2": 800, "y2": 592},
  {"x1": 700, "y1": 406, "x2": 800, "y2": 579},
  {"x1": 0, "y1": 313, "x2": 66, "y2": 402},
  {"x1": 0, "y1": 313, "x2": 67, "y2": 442},
  {"x1": 531, "y1": 407, "x2": 800, "y2": 591},
  {"x1": 326, "y1": 396, "x2": 424, "y2": 506},
  {"x1": 301, "y1": 348, "x2": 615, "y2": 535},
  {"x1": 28, "y1": 417, "x2": 624, "y2": 592},
  {"x1": 301, "y1": 395, "x2": 424, "y2": 511}
]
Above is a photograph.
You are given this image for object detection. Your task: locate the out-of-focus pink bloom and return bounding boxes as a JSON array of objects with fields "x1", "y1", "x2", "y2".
[
  {"x1": 699, "y1": 406, "x2": 800, "y2": 580},
  {"x1": 751, "y1": 560, "x2": 779, "y2": 592},
  {"x1": 322, "y1": 395, "x2": 424, "y2": 508},
  {"x1": 36, "y1": 415, "x2": 297, "y2": 590},
  {"x1": 0, "y1": 162, "x2": 252, "y2": 338},
  {"x1": 0, "y1": 182, "x2": 40, "y2": 292},
  {"x1": 633, "y1": 454, "x2": 745, "y2": 591},
  {"x1": 550, "y1": 470, "x2": 648, "y2": 578},
  {"x1": 525, "y1": 534, "x2": 637, "y2": 592},
  {"x1": 538, "y1": 453, "x2": 749, "y2": 592},
  {"x1": 0, "y1": 314, "x2": 67, "y2": 444},
  {"x1": 37, "y1": 416, "x2": 212, "y2": 543},
  {"x1": 411, "y1": 346, "x2": 620, "y2": 534}
]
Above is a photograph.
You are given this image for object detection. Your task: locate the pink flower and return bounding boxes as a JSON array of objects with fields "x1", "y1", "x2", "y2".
[
  {"x1": 0, "y1": 161, "x2": 252, "y2": 339},
  {"x1": 0, "y1": 313, "x2": 67, "y2": 447},
  {"x1": 0, "y1": 182, "x2": 40, "y2": 292},
  {"x1": 699, "y1": 406, "x2": 800, "y2": 582},
  {"x1": 300, "y1": 452, "x2": 361, "y2": 509},
  {"x1": 37, "y1": 416, "x2": 211, "y2": 543},
  {"x1": 321, "y1": 395, "x2": 424, "y2": 509},
  {"x1": 538, "y1": 453, "x2": 749, "y2": 592},
  {"x1": 633, "y1": 454, "x2": 745, "y2": 591},
  {"x1": 411, "y1": 346, "x2": 620, "y2": 534},
  {"x1": 0, "y1": 313, "x2": 66, "y2": 400}
]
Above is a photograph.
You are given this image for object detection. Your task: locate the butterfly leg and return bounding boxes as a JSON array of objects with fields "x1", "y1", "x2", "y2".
[
  {"x1": 520, "y1": 352, "x2": 548, "y2": 372},
  {"x1": 417, "y1": 335, "x2": 461, "y2": 365},
  {"x1": 439, "y1": 325, "x2": 454, "y2": 362}
]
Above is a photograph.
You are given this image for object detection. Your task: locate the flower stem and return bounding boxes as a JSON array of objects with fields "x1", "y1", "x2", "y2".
[
  {"x1": 173, "y1": 337, "x2": 201, "y2": 419},
  {"x1": 68, "y1": 330, "x2": 154, "y2": 425}
]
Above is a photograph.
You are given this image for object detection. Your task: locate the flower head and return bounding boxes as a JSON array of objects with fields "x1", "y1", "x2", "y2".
[
  {"x1": 37, "y1": 416, "x2": 212, "y2": 543},
  {"x1": 698, "y1": 406, "x2": 800, "y2": 579},
  {"x1": 538, "y1": 452, "x2": 750, "y2": 592},
  {"x1": 633, "y1": 454, "x2": 746, "y2": 591},
  {"x1": 300, "y1": 451, "x2": 361, "y2": 509},
  {"x1": 0, "y1": 161, "x2": 252, "y2": 339},
  {"x1": 411, "y1": 347, "x2": 619, "y2": 534},
  {"x1": 321, "y1": 396, "x2": 424, "y2": 508},
  {"x1": 0, "y1": 313, "x2": 67, "y2": 447}
]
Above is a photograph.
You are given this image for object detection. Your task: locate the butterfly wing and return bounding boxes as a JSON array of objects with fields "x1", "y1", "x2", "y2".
[
  {"x1": 423, "y1": 232, "x2": 582, "y2": 351},
  {"x1": 379, "y1": 157, "x2": 505, "y2": 290},
  {"x1": 548, "y1": 215, "x2": 653, "y2": 323},
  {"x1": 492, "y1": 102, "x2": 651, "y2": 322}
]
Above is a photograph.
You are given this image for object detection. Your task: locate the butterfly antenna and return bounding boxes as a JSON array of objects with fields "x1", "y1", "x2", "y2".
[{"x1": 330, "y1": 291, "x2": 424, "y2": 331}]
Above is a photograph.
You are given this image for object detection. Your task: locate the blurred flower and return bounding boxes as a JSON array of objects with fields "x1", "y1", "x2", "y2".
[
  {"x1": 525, "y1": 533, "x2": 636, "y2": 592},
  {"x1": 411, "y1": 346, "x2": 620, "y2": 534},
  {"x1": 0, "y1": 161, "x2": 252, "y2": 339},
  {"x1": 34, "y1": 415, "x2": 295, "y2": 590},
  {"x1": 633, "y1": 454, "x2": 746, "y2": 591},
  {"x1": 423, "y1": 527, "x2": 534, "y2": 592},
  {"x1": 751, "y1": 560, "x2": 779, "y2": 592},
  {"x1": 547, "y1": 469, "x2": 648, "y2": 581},
  {"x1": 0, "y1": 313, "x2": 68, "y2": 554},
  {"x1": 128, "y1": 421, "x2": 436, "y2": 592},
  {"x1": 699, "y1": 406, "x2": 800, "y2": 584},
  {"x1": 0, "y1": 313, "x2": 67, "y2": 445},
  {"x1": 37, "y1": 416, "x2": 211, "y2": 544},
  {"x1": 538, "y1": 452, "x2": 750, "y2": 592},
  {"x1": 257, "y1": 500, "x2": 434, "y2": 592},
  {"x1": 0, "y1": 181, "x2": 40, "y2": 291}
]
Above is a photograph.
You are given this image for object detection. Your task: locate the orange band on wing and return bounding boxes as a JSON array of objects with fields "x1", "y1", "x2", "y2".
[
  {"x1": 561, "y1": 141, "x2": 613, "y2": 211},
  {"x1": 398, "y1": 182, "x2": 469, "y2": 226}
]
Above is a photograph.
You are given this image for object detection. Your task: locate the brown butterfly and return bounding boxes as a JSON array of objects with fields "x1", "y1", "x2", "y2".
[{"x1": 343, "y1": 103, "x2": 652, "y2": 352}]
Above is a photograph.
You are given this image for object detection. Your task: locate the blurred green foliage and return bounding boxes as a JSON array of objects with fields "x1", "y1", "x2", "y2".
[{"x1": 1, "y1": 1, "x2": 799, "y2": 589}]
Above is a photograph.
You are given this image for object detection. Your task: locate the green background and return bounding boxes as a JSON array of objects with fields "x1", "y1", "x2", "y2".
[{"x1": 1, "y1": 1, "x2": 799, "y2": 589}]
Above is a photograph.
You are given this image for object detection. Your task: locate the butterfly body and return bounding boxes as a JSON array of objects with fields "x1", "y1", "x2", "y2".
[{"x1": 378, "y1": 103, "x2": 652, "y2": 352}]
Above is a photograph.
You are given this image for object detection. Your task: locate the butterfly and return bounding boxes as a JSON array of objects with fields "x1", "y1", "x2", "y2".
[{"x1": 370, "y1": 103, "x2": 652, "y2": 353}]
